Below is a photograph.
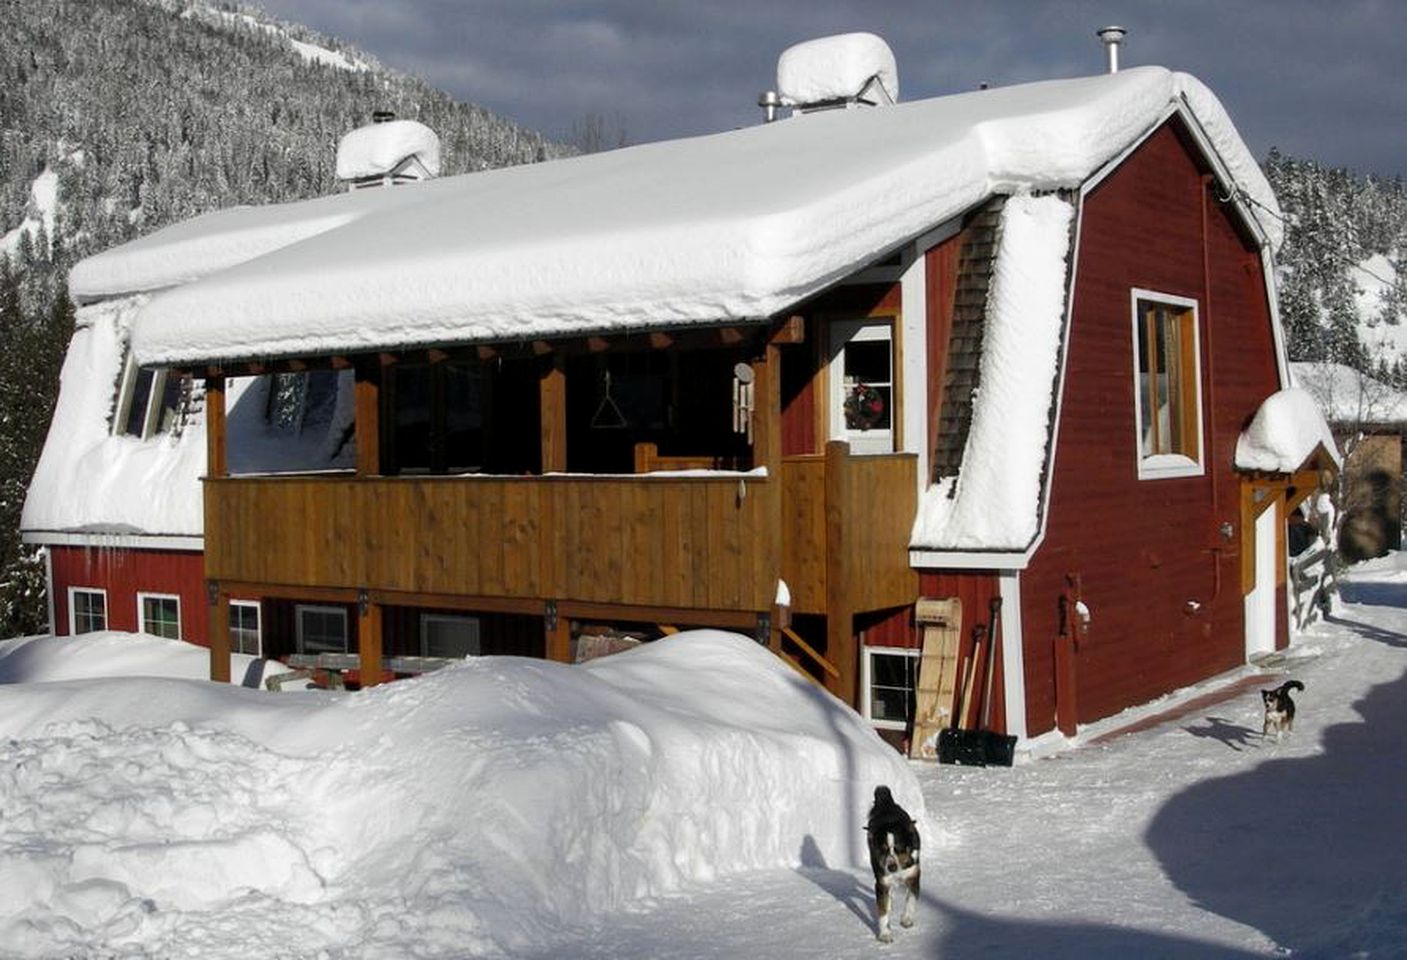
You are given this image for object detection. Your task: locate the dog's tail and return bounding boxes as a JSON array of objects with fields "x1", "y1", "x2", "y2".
[{"x1": 1277, "y1": 680, "x2": 1305, "y2": 694}]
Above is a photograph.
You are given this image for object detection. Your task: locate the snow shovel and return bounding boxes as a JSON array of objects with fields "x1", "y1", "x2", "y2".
[{"x1": 938, "y1": 598, "x2": 1017, "y2": 767}]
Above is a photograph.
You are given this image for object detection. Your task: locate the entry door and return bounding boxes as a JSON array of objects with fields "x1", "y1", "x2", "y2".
[{"x1": 1244, "y1": 503, "x2": 1278, "y2": 660}]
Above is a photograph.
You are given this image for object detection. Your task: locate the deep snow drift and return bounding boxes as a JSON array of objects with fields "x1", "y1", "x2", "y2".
[{"x1": 0, "y1": 630, "x2": 917, "y2": 958}]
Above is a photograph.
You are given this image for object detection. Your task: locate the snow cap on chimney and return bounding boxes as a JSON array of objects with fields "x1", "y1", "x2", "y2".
[
  {"x1": 336, "y1": 118, "x2": 441, "y2": 189},
  {"x1": 774, "y1": 33, "x2": 898, "y2": 113}
]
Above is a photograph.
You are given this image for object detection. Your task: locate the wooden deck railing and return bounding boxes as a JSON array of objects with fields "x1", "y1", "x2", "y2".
[{"x1": 205, "y1": 472, "x2": 781, "y2": 613}]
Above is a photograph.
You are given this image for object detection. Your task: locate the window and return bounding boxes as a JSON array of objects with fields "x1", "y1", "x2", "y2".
[
  {"x1": 114, "y1": 357, "x2": 183, "y2": 439},
  {"x1": 230, "y1": 600, "x2": 262, "y2": 657},
  {"x1": 68, "y1": 587, "x2": 107, "y2": 635},
  {"x1": 861, "y1": 646, "x2": 920, "y2": 730},
  {"x1": 296, "y1": 605, "x2": 349, "y2": 655},
  {"x1": 138, "y1": 592, "x2": 182, "y2": 640},
  {"x1": 1131, "y1": 290, "x2": 1203, "y2": 478},
  {"x1": 386, "y1": 362, "x2": 484, "y2": 474},
  {"x1": 420, "y1": 614, "x2": 480, "y2": 658},
  {"x1": 830, "y1": 319, "x2": 895, "y2": 455}
]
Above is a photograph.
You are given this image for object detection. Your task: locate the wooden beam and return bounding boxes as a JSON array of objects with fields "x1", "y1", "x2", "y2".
[
  {"x1": 770, "y1": 315, "x2": 806, "y2": 345},
  {"x1": 545, "y1": 603, "x2": 572, "y2": 663},
  {"x1": 330, "y1": 355, "x2": 353, "y2": 370},
  {"x1": 378, "y1": 352, "x2": 399, "y2": 367},
  {"x1": 204, "y1": 375, "x2": 227, "y2": 479},
  {"x1": 586, "y1": 336, "x2": 610, "y2": 353},
  {"x1": 718, "y1": 327, "x2": 744, "y2": 345},
  {"x1": 532, "y1": 340, "x2": 554, "y2": 356},
  {"x1": 427, "y1": 348, "x2": 450, "y2": 365},
  {"x1": 209, "y1": 586, "x2": 231, "y2": 684},
  {"x1": 368, "y1": 590, "x2": 544, "y2": 617},
  {"x1": 355, "y1": 357, "x2": 381, "y2": 476},
  {"x1": 357, "y1": 596, "x2": 384, "y2": 688},
  {"x1": 540, "y1": 354, "x2": 568, "y2": 473},
  {"x1": 212, "y1": 580, "x2": 359, "y2": 604},
  {"x1": 477, "y1": 344, "x2": 498, "y2": 361},
  {"x1": 824, "y1": 439, "x2": 858, "y2": 706},
  {"x1": 648, "y1": 331, "x2": 674, "y2": 349},
  {"x1": 287, "y1": 359, "x2": 308, "y2": 372},
  {"x1": 556, "y1": 600, "x2": 759, "y2": 631}
]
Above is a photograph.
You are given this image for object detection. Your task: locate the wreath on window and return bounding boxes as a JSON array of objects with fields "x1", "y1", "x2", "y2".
[{"x1": 844, "y1": 383, "x2": 886, "y2": 431}]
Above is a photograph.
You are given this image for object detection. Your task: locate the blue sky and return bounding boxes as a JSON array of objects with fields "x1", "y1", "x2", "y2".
[{"x1": 255, "y1": 0, "x2": 1406, "y2": 176}]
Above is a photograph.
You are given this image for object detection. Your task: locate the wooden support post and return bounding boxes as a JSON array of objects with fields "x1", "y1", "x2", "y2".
[
  {"x1": 540, "y1": 354, "x2": 567, "y2": 473},
  {"x1": 544, "y1": 601, "x2": 571, "y2": 663},
  {"x1": 204, "y1": 375, "x2": 227, "y2": 479},
  {"x1": 208, "y1": 582, "x2": 230, "y2": 684},
  {"x1": 824, "y1": 439, "x2": 858, "y2": 706},
  {"x1": 753, "y1": 343, "x2": 785, "y2": 644},
  {"x1": 357, "y1": 591, "x2": 384, "y2": 688},
  {"x1": 355, "y1": 357, "x2": 382, "y2": 476}
]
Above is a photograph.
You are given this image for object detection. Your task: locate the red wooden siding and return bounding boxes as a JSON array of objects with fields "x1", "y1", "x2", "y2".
[
  {"x1": 1020, "y1": 118, "x2": 1281, "y2": 735},
  {"x1": 50, "y1": 545, "x2": 208, "y2": 643},
  {"x1": 916, "y1": 571, "x2": 1007, "y2": 733}
]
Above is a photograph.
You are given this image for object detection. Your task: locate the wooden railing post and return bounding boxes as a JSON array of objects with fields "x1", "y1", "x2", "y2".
[
  {"x1": 208, "y1": 582, "x2": 230, "y2": 683},
  {"x1": 204, "y1": 374, "x2": 226, "y2": 479},
  {"x1": 354, "y1": 356, "x2": 382, "y2": 476},
  {"x1": 540, "y1": 354, "x2": 567, "y2": 473},
  {"x1": 357, "y1": 590, "x2": 384, "y2": 688},
  {"x1": 824, "y1": 439, "x2": 858, "y2": 706},
  {"x1": 754, "y1": 342, "x2": 785, "y2": 629}
]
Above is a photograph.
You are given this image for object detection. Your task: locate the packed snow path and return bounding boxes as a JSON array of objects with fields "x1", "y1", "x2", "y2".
[{"x1": 537, "y1": 560, "x2": 1407, "y2": 959}]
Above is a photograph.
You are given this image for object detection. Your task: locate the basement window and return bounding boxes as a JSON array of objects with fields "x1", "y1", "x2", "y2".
[
  {"x1": 420, "y1": 614, "x2": 481, "y2": 659},
  {"x1": 296, "y1": 605, "x2": 349, "y2": 655},
  {"x1": 230, "y1": 600, "x2": 262, "y2": 657},
  {"x1": 138, "y1": 592, "x2": 182, "y2": 640},
  {"x1": 1131, "y1": 290, "x2": 1204, "y2": 479},
  {"x1": 861, "y1": 645, "x2": 919, "y2": 731},
  {"x1": 68, "y1": 587, "x2": 107, "y2": 635}
]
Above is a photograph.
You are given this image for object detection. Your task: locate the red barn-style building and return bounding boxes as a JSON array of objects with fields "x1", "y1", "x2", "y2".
[{"x1": 26, "y1": 34, "x2": 1336, "y2": 749}]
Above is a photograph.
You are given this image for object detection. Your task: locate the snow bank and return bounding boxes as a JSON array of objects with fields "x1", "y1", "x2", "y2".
[
  {"x1": 1235, "y1": 387, "x2": 1341, "y2": 473},
  {"x1": 776, "y1": 32, "x2": 898, "y2": 104},
  {"x1": 0, "y1": 630, "x2": 918, "y2": 958},
  {"x1": 336, "y1": 119, "x2": 440, "y2": 180},
  {"x1": 110, "y1": 66, "x2": 1275, "y2": 366},
  {"x1": 911, "y1": 194, "x2": 1074, "y2": 551},
  {"x1": 0, "y1": 632, "x2": 260, "y2": 685}
]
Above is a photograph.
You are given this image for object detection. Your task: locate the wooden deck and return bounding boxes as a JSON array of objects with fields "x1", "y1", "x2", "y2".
[{"x1": 205, "y1": 448, "x2": 916, "y2": 619}]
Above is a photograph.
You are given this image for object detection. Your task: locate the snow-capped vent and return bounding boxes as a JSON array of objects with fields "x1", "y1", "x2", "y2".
[
  {"x1": 776, "y1": 32, "x2": 897, "y2": 112},
  {"x1": 335, "y1": 117, "x2": 441, "y2": 190}
]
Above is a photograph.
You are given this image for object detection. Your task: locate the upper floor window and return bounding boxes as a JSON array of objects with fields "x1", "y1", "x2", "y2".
[
  {"x1": 1131, "y1": 290, "x2": 1203, "y2": 479},
  {"x1": 114, "y1": 357, "x2": 183, "y2": 439},
  {"x1": 829, "y1": 318, "x2": 895, "y2": 455}
]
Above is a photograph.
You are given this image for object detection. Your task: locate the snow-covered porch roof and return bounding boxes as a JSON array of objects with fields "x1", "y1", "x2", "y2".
[{"x1": 80, "y1": 67, "x2": 1279, "y2": 368}]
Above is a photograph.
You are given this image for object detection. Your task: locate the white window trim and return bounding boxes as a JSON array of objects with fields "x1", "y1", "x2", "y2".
[
  {"x1": 112, "y1": 355, "x2": 171, "y2": 440},
  {"x1": 295, "y1": 604, "x2": 349, "y2": 654},
  {"x1": 136, "y1": 591, "x2": 182, "y2": 640},
  {"x1": 419, "y1": 613, "x2": 481, "y2": 658},
  {"x1": 829, "y1": 318, "x2": 897, "y2": 456},
  {"x1": 67, "y1": 586, "x2": 107, "y2": 635},
  {"x1": 860, "y1": 644, "x2": 921, "y2": 731},
  {"x1": 230, "y1": 599, "x2": 262, "y2": 658},
  {"x1": 1129, "y1": 288, "x2": 1205, "y2": 480}
]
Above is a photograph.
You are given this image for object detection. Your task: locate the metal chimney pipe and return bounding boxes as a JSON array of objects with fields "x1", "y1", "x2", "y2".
[
  {"x1": 1097, "y1": 25, "x2": 1127, "y2": 73},
  {"x1": 758, "y1": 90, "x2": 782, "y2": 123}
]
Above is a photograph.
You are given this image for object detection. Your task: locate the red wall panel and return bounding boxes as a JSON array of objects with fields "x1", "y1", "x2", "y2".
[
  {"x1": 49, "y1": 545, "x2": 209, "y2": 645},
  {"x1": 1020, "y1": 119, "x2": 1281, "y2": 735}
]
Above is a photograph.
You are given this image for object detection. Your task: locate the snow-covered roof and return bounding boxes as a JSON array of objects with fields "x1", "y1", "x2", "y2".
[
  {"x1": 910, "y1": 194, "x2": 1074, "y2": 552},
  {"x1": 1291, "y1": 361, "x2": 1407, "y2": 426},
  {"x1": 1234, "y1": 387, "x2": 1341, "y2": 473},
  {"x1": 335, "y1": 119, "x2": 441, "y2": 181},
  {"x1": 90, "y1": 66, "x2": 1278, "y2": 367}
]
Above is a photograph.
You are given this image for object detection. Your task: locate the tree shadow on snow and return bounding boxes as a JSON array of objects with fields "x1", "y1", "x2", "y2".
[
  {"x1": 1338, "y1": 577, "x2": 1407, "y2": 612},
  {"x1": 1146, "y1": 629, "x2": 1407, "y2": 954}
]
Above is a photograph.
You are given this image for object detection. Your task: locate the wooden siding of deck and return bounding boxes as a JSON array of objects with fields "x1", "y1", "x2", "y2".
[{"x1": 205, "y1": 447, "x2": 916, "y2": 627}]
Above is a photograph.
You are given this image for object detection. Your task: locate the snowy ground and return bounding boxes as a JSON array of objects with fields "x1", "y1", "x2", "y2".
[{"x1": 3, "y1": 559, "x2": 1407, "y2": 958}]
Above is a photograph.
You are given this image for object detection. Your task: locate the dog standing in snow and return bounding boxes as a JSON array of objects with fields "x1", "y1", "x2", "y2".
[
  {"x1": 865, "y1": 785, "x2": 920, "y2": 943},
  {"x1": 1261, "y1": 680, "x2": 1304, "y2": 740}
]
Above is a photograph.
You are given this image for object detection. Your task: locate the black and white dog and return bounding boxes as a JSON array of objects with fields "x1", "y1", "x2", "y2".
[
  {"x1": 1261, "y1": 680, "x2": 1305, "y2": 740},
  {"x1": 866, "y1": 785, "x2": 920, "y2": 943}
]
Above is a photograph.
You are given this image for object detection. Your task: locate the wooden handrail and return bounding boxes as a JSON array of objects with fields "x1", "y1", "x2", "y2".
[{"x1": 781, "y1": 625, "x2": 840, "y2": 679}]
